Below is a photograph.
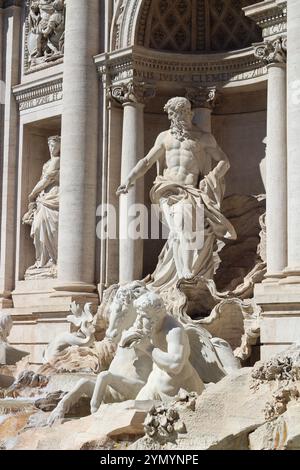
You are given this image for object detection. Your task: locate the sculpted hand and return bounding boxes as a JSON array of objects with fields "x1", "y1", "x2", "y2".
[
  {"x1": 116, "y1": 181, "x2": 131, "y2": 196},
  {"x1": 28, "y1": 193, "x2": 36, "y2": 203}
]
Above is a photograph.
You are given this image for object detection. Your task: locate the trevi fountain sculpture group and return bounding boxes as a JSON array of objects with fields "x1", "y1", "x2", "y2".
[{"x1": 1, "y1": 98, "x2": 300, "y2": 450}]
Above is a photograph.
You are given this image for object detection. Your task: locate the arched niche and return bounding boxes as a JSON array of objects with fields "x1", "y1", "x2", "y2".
[{"x1": 111, "y1": 0, "x2": 262, "y2": 53}]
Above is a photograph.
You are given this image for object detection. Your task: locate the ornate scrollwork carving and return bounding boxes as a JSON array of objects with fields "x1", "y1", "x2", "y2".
[
  {"x1": 108, "y1": 80, "x2": 156, "y2": 105},
  {"x1": 254, "y1": 36, "x2": 287, "y2": 65},
  {"x1": 185, "y1": 86, "x2": 218, "y2": 110}
]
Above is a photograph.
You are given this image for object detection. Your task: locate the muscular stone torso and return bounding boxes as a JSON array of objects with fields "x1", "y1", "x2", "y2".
[{"x1": 162, "y1": 131, "x2": 206, "y2": 187}]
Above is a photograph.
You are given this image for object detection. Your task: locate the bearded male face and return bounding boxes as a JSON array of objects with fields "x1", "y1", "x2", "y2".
[{"x1": 164, "y1": 97, "x2": 194, "y2": 140}]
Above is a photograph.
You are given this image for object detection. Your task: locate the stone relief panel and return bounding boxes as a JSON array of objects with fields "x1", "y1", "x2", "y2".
[
  {"x1": 25, "y1": 0, "x2": 65, "y2": 72},
  {"x1": 136, "y1": 0, "x2": 262, "y2": 53}
]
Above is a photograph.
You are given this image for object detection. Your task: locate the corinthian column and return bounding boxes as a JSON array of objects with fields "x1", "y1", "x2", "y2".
[
  {"x1": 254, "y1": 37, "x2": 287, "y2": 281},
  {"x1": 185, "y1": 86, "x2": 217, "y2": 133},
  {"x1": 56, "y1": 0, "x2": 99, "y2": 294},
  {"x1": 283, "y1": 0, "x2": 300, "y2": 282},
  {"x1": 111, "y1": 81, "x2": 155, "y2": 283},
  {"x1": 0, "y1": 3, "x2": 21, "y2": 307}
]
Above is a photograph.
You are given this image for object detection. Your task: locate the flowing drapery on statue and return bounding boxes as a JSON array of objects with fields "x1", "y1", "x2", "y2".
[
  {"x1": 23, "y1": 135, "x2": 60, "y2": 279},
  {"x1": 117, "y1": 97, "x2": 236, "y2": 293},
  {"x1": 148, "y1": 160, "x2": 236, "y2": 292}
]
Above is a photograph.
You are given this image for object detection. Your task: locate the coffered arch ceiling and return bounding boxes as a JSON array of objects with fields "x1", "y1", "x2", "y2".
[{"x1": 111, "y1": 0, "x2": 262, "y2": 53}]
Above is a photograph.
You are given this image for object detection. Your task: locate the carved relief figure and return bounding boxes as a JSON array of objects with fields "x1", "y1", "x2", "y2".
[
  {"x1": 23, "y1": 136, "x2": 60, "y2": 279},
  {"x1": 42, "y1": 0, "x2": 65, "y2": 58},
  {"x1": 117, "y1": 97, "x2": 236, "y2": 292},
  {"x1": 27, "y1": 0, "x2": 65, "y2": 69}
]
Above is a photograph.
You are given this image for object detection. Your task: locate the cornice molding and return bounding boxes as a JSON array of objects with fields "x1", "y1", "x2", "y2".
[
  {"x1": 244, "y1": 0, "x2": 287, "y2": 39},
  {"x1": 95, "y1": 46, "x2": 267, "y2": 89},
  {"x1": 13, "y1": 76, "x2": 63, "y2": 111}
]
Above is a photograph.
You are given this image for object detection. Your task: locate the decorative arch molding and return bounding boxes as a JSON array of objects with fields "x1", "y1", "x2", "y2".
[
  {"x1": 110, "y1": 0, "x2": 143, "y2": 52},
  {"x1": 110, "y1": 0, "x2": 262, "y2": 53},
  {"x1": 101, "y1": 0, "x2": 286, "y2": 91}
]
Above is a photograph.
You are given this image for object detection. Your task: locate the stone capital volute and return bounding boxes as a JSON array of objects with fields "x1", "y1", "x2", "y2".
[
  {"x1": 108, "y1": 81, "x2": 156, "y2": 106},
  {"x1": 185, "y1": 86, "x2": 218, "y2": 110},
  {"x1": 254, "y1": 36, "x2": 287, "y2": 66}
]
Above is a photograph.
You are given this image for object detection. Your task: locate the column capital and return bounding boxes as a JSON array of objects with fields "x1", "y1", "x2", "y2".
[
  {"x1": 254, "y1": 36, "x2": 287, "y2": 65},
  {"x1": 108, "y1": 80, "x2": 156, "y2": 106},
  {"x1": 185, "y1": 86, "x2": 218, "y2": 110}
]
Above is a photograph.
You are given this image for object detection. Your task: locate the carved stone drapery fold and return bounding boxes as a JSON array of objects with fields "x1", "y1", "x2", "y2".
[
  {"x1": 254, "y1": 36, "x2": 287, "y2": 65},
  {"x1": 185, "y1": 86, "x2": 218, "y2": 110},
  {"x1": 108, "y1": 80, "x2": 156, "y2": 105}
]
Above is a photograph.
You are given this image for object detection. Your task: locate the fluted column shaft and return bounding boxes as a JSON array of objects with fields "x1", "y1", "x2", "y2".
[
  {"x1": 266, "y1": 61, "x2": 287, "y2": 279},
  {"x1": 254, "y1": 38, "x2": 287, "y2": 281},
  {"x1": 111, "y1": 81, "x2": 155, "y2": 283},
  {"x1": 57, "y1": 0, "x2": 99, "y2": 290},
  {"x1": 119, "y1": 100, "x2": 145, "y2": 283},
  {"x1": 285, "y1": 0, "x2": 300, "y2": 280},
  {"x1": 0, "y1": 4, "x2": 21, "y2": 307}
]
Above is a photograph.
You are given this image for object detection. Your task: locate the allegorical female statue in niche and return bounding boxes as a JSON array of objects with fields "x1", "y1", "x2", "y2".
[{"x1": 23, "y1": 135, "x2": 60, "y2": 280}]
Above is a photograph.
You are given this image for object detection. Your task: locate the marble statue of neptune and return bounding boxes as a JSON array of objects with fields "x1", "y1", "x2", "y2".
[{"x1": 117, "y1": 97, "x2": 236, "y2": 292}]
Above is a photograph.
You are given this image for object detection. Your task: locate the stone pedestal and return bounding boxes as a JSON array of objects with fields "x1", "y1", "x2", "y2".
[{"x1": 255, "y1": 283, "x2": 300, "y2": 360}]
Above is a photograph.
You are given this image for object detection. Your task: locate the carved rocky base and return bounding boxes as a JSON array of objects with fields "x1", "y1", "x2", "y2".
[{"x1": 24, "y1": 263, "x2": 57, "y2": 281}]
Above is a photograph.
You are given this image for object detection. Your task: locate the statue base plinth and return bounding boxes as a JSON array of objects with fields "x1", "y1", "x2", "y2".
[
  {"x1": 24, "y1": 264, "x2": 57, "y2": 281},
  {"x1": 255, "y1": 281, "x2": 300, "y2": 360}
]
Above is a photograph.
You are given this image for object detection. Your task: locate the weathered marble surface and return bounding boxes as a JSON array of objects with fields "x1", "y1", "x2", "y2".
[
  {"x1": 132, "y1": 345, "x2": 300, "y2": 450},
  {"x1": 0, "y1": 312, "x2": 29, "y2": 366},
  {"x1": 2, "y1": 345, "x2": 299, "y2": 450},
  {"x1": 2, "y1": 400, "x2": 152, "y2": 450}
]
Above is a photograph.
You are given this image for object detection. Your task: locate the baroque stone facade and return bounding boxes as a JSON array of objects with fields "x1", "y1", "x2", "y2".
[
  {"x1": 0, "y1": 0, "x2": 292, "y2": 362},
  {"x1": 1, "y1": 0, "x2": 300, "y2": 452}
]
